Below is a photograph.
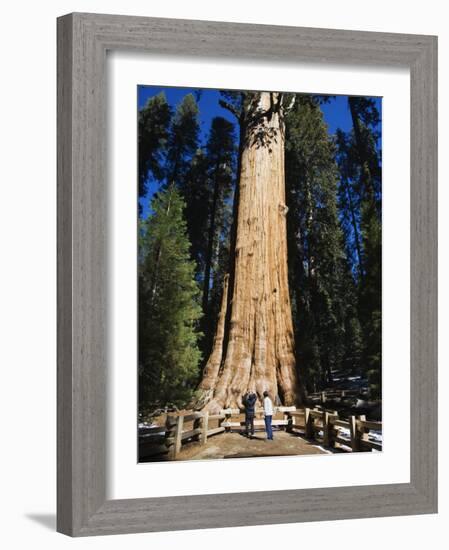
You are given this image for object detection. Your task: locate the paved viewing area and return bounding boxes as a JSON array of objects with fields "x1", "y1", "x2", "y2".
[{"x1": 171, "y1": 430, "x2": 329, "y2": 461}]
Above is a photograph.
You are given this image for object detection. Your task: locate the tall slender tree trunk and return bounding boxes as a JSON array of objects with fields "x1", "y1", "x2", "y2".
[
  {"x1": 348, "y1": 97, "x2": 380, "y2": 216},
  {"x1": 202, "y1": 164, "x2": 220, "y2": 315},
  {"x1": 149, "y1": 184, "x2": 174, "y2": 307},
  {"x1": 342, "y1": 178, "x2": 364, "y2": 278},
  {"x1": 197, "y1": 92, "x2": 302, "y2": 413}
]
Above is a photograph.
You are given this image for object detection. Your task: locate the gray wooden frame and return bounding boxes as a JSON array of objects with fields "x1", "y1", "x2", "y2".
[{"x1": 57, "y1": 12, "x2": 438, "y2": 537}]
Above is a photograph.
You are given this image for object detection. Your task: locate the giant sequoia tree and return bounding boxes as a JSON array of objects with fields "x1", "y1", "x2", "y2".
[
  {"x1": 137, "y1": 87, "x2": 382, "y2": 415},
  {"x1": 196, "y1": 91, "x2": 302, "y2": 413}
]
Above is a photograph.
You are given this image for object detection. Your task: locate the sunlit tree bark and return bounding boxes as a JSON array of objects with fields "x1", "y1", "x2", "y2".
[{"x1": 197, "y1": 91, "x2": 303, "y2": 413}]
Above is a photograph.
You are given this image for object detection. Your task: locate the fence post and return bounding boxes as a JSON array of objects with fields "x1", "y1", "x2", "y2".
[
  {"x1": 286, "y1": 411, "x2": 294, "y2": 433},
  {"x1": 304, "y1": 407, "x2": 313, "y2": 438},
  {"x1": 173, "y1": 415, "x2": 184, "y2": 458},
  {"x1": 165, "y1": 414, "x2": 177, "y2": 458},
  {"x1": 201, "y1": 412, "x2": 209, "y2": 445},
  {"x1": 358, "y1": 414, "x2": 369, "y2": 448},
  {"x1": 349, "y1": 415, "x2": 361, "y2": 452},
  {"x1": 321, "y1": 391, "x2": 326, "y2": 404},
  {"x1": 193, "y1": 414, "x2": 201, "y2": 442},
  {"x1": 327, "y1": 412, "x2": 338, "y2": 448},
  {"x1": 323, "y1": 411, "x2": 331, "y2": 446},
  {"x1": 225, "y1": 410, "x2": 231, "y2": 432}
]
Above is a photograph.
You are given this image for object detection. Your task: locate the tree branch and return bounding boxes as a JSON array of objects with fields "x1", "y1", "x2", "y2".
[{"x1": 218, "y1": 99, "x2": 241, "y2": 119}]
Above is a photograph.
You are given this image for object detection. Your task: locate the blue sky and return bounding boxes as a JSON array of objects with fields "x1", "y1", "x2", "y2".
[
  {"x1": 138, "y1": 86, "x2": 381, "y2": 215},
  {"x1": 138, "y1": 85, "x2": 381, "y2": 139}
]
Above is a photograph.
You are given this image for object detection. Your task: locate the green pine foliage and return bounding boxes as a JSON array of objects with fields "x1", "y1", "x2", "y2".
[
  {"x1": 138, "y1": 186, "x2": 203, "y2": 412},
  {"x1": 175, "y1": 116, "x2": 236, "y2": 360},
  {"x1": 182, "y1": 148, "x2": 210, "y2": 278},
  {"x1": 285, "y1": 96, "x2": 349, "y2": 392},
  {"x1": 166, "y1": 93, "x2": 200, "y2": 186},
  {"x1": 359, "y1": 181, "x2": 382, "y2": 398},
  {"x1": 138, "y1": 92, "x2": 172, "y2": 200},
  {"x1": 165, "y1": 94, "x2": 207, "y2": 279},
  {"x1": 336, "y1": 98, "x2": 382, "y2": 398},
  {"x1": 201, "y1": 117, "x2": 236, "y2": 351}
]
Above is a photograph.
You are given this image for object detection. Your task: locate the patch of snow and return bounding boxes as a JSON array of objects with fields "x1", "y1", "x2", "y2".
[
  {"x1": 138, "y1": 422, "x2": 159, "y2": 429},
  {"x1": 368, "y1": 430, "x2": 382, "y2": 443},
  {"x1": 338, "y1": 427, "x2": 350, "y2": 438},
  {"x1": 314, "y1": 445, "x2": 332, "y2": 454}
]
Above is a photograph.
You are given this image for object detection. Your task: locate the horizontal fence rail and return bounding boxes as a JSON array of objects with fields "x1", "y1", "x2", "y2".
[
  {"x1": 287, "y1": 407, "x2": 382, "y2": 452},
  {"x1": 164, "y1": 412, "x2": 228, "y2": 459},
  {"x1": 139, "y1": 406, "x2": 382, "y2": 459}
]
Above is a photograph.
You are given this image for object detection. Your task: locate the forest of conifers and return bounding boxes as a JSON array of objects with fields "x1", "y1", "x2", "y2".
[{"x1": 138, "y1": 89, "x2": 381, "y2": 415}]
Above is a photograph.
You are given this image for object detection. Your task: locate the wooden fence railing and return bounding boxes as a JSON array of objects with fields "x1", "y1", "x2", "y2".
[
  {"x1": 165, "y1": 412, "x2": 227, "y2": 459},
  {"x1": 287, "y1": 407, "x2": 382, "y2": 452},
  {"x1": 139, "y1": 406, "x2": 382, "y2": 459},
  {"x1": 138, "y1": 425, "x2": 167, "y2": 457},
  {"x1": 220, "y1": 406, "x2": 296, "y2": 431},
  {"x1": 139, "y1": 412, "x2": 226, "y2": 459},
  {"x1": 308, "y1": 389, "x2": 363, "y2": 403}
]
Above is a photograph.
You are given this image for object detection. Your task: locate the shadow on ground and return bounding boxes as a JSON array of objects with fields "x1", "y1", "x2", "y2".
[
  {"x1": 173, "y1": 430, "x2": 330, "y2": 461},
  {"x1": 25, "y1": 514, "x2": 56, "y2": 531}
]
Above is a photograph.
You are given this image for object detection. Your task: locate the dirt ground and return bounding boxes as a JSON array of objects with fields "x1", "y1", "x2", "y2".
[{"x1": 174, "y1": 429, "x2": 329, "y2": 461}]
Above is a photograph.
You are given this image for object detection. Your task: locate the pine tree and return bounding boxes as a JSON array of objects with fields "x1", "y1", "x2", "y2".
[
  {"x1": 335, "y1": 97, "x2": 382, "y2": 398},
  {"x1": 164, "y1": 93, "x2": 207, "y2": 279},
  {"x1": 348, "y1": 97, "x2": 382, "y2": 210},
  {"x1": 285, "y1": 96, "x2": 349, "y2": 392},
  {"x1": 335, "y1": 129, "x2": 364, "y2": 279},
  {"x1": 138, "y1": 92, "x2": 172, "y2": 202},
  {"x1": 182, "y1": 148, "x2": 210, "y2": 280},
  {"x1": 201, "y1": 117, "x2": 236, "y2": 350},
  {"x1": 139, "y1": 186, "x2": 203, "y2": 412},
  {"x1": 170, "y1": 114, "x2": 237, "y2": 368},
  {"x1": 166, "y1": 93, "x2": 200, "y2": 187}
]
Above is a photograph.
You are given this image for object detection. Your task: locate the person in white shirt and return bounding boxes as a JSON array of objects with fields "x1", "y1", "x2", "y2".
[{"x1": 263, "y1": 390, "x2": 274, "y2": 440}]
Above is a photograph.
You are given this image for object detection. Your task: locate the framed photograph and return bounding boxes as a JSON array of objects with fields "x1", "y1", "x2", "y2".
[{"x1": 57, "y1": 12, "x2": 437, "y2": 536}]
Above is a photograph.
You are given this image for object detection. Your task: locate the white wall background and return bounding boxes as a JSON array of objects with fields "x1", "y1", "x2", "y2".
[{"x1": 0, "y1": 0, "x2": 445, "y2": 547}]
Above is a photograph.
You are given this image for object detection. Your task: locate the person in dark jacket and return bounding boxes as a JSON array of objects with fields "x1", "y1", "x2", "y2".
[{"x1": 243, "y1": 389, "x2": 257, "y2": 438}]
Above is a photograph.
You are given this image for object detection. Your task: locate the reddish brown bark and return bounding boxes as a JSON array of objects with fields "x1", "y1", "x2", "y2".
[{"x1": 197, "y1": 92, "x2": 302, "y2": 413}]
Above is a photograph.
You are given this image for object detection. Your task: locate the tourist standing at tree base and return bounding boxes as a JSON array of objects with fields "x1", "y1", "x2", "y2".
[
  {"x1": 243, "y1": 390, "x2": 257, "y2": 438},
  {"x1": 263, "y1": 391, "x2": 274, "y2": 440}
]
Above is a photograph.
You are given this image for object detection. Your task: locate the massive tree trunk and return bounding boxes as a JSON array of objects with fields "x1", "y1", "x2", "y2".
[{"x1": 197, "y1": 92, "x2": 303, "y2": 413}]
